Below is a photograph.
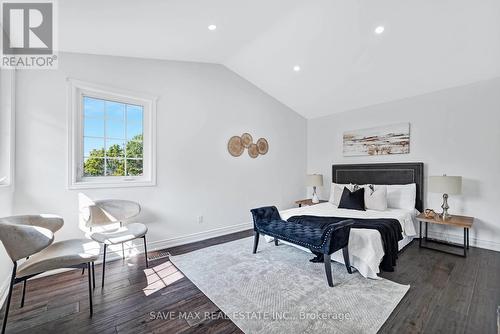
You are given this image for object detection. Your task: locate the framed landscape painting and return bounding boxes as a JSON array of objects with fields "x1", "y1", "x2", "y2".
[{"x1": 343, "y1": 123, "x2": 410, "y2": 156}]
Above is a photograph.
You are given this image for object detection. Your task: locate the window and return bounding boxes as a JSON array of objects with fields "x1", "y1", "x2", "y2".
[
  {"x1": 69, "y1": 80, "x2": 156, "y2": 189},
  {"x1": 83, "y1": 97, "x2": 144, "y2": 177}
]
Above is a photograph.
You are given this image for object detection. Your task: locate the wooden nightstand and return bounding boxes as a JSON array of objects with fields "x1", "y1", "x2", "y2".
[
  {"x1": 415, "y1": 213, "x2": 474, "y2": 257},
  {"x1": 295, "y1": 199, "x2": 328, "y2": 207}
]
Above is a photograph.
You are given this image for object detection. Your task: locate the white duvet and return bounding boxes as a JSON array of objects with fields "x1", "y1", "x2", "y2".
[{"x1": 264, "y1": 202, "x2": 418, "y2": 279}]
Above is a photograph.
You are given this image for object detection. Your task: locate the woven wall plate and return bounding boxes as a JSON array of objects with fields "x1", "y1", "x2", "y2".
[
  {"x1": 227, "y1": 136, "x2": 244, "y2": 157},
  {"x1": 248, "y1": 143, "x2": 259, "y2": 158},
  {"x1": 241, "y1": 133, "x2": 253, "y2": 148},
  {"x1": 256, "y1": 138, "x2": 269, "y2": 155}
]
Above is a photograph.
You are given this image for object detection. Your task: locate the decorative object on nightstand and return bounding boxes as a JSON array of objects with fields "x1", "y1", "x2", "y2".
[
  {"x1": 424, "y1": 209, "x2": 436, "y2": 218},
  {"x1": 306, "y1": 174, "x2": 323, "y2": 204},
  {"x1": 295, "y1": 199, "x2": 328, "y2": 208},
  {"x1": 429, "y1": 175, "x2": 462, "y2": 220}
]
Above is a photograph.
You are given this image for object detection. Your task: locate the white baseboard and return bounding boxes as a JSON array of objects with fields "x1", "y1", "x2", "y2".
[
  {"x1": 426, "y1": 230, "x2": 500, "y2": 252},
  {"x1": 0, "y1": 221, "x2": 253, "y2": 309}
]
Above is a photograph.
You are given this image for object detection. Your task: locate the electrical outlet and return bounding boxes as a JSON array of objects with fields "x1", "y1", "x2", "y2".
[{"x1": 197, "y1": 215, "x2": 203, "y2": 224}]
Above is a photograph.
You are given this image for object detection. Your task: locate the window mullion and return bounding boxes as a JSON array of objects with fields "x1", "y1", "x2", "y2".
[
  {"x1": 124, "y1": 104, "x2": 128, "y2": 176},
  {"x1": 103, "y1": 100, "x2": 107, "y2": 176}
]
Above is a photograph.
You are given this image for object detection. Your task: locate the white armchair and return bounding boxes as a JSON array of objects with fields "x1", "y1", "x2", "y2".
[
  {"x1": 82, "y1": 200, "x2": 149, "y2": 288},
  {"x1": 0, "y1": 215, "x2": 100, "y2": 334}
]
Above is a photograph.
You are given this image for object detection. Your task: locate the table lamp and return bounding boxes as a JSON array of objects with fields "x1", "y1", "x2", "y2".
[
  {"x1": 306, "y1": 174, "x2": 323, "y2": 204},
  {"x1": 429, "y1": 175, "x2": 462, "y2": 220}
]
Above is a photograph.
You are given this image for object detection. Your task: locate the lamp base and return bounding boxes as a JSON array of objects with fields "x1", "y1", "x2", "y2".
[
  {"x1": 440, "y1": 213, "x2": 452, "y2": 220},
  {"x1": 312, "y1": 187, "x2": 319, "y2": 204},
  {"x1": 440, "y1": 193, "x2": 451, "y2": 220}
]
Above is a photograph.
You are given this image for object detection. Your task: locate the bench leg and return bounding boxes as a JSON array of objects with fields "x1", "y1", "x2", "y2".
[
  {"x1": 324, "y1": 254, "x2": 333, "y2": 287},
  {"x1": 342, "y1": 246, "x2": 352, "y2": 274},
  {"x1": 252, "y1": 231, "x2": 259, "y2": 254},
  {"x1": 274, "y1": 238, "x2": 279, "y2": 246}
]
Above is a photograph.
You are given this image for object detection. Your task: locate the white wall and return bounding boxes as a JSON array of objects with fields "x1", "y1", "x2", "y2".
[
  {"x1": 13, "y1": 52, "x2": 306, "y2": 251},
  {"x1": 308, "y1": 78, "x2": 500, "y2": 251}
]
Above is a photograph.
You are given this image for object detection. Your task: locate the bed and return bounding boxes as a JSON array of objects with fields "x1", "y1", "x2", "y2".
[{"x1": 267, "y1": 162, "x2": 424, "y2": 279}]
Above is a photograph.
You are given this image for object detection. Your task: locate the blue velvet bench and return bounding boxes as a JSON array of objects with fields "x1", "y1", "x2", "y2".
[{"x1": 250, "y1": 206, "x2": 354, "y2": 287}]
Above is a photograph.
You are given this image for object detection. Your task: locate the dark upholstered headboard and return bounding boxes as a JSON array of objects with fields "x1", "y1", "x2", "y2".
[{"x1": 332, "y1": 163, "x2": 424, "y2": 212}]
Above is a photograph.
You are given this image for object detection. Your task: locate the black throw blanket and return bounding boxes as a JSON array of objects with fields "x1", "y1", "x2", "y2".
[{"x1": 287, "y1": 215, "x2": 403, "y2": 272}]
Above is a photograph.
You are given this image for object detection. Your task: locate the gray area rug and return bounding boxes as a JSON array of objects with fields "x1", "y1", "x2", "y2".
[{"x1": 170, "y1": 237, "x2": 409, "y2": 334}]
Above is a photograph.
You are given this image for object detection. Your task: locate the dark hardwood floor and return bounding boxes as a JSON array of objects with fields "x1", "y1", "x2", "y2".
[{"x1": 1, "y1": 230, "x2": 499, "y2": 333}]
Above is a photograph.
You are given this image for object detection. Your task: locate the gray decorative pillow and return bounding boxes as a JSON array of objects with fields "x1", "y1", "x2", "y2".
[{"x1": 364, "y1": 184, "x2": 388, "y2": 211}]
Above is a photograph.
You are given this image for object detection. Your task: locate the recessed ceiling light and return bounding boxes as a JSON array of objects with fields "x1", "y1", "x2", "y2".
[
  {"x1": 208, "y1": 24, "x2": 217, "y2": 31},
  {"x1": 293, "y1": 65, "x2": 301, "y2": 72},
  {"x1": 374, "y1": 26, "x2": 385, "y2": 34}
]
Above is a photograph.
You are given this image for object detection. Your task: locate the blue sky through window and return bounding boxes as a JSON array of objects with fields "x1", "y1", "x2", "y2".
[{"x1": 83, "y1": 96, "x2": 143, "y2": 157}]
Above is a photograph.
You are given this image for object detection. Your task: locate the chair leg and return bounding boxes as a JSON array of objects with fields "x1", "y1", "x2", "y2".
[
  {"x1": 87, "y1": 263, "x2": 93, "y2": 317},
  {"x1": 143, "y1": 236, "x2": 149, "y2": 268},
  {"x1": 324, "y1": 254, "x2": 333, "y2": 287},
  {"x1": 101, "y1": 244, "x2": 107, "y2": 288},
  {"x1": 121, "y1": 243, "x2": 125, "y2": 260},
  {"x1": 2, "y1": 263, "x2": 16, "y2": 334},
  {"x1": 81, "y1": 267, "x2": 85, "y2": 275},
  {"x1": 20, "y1": 279, "x2": 27, "y2": 308},
  {"x1": 252, "y1": 231, "x2": 259, "y2": 254},
  {"x1": 342, "y1": 246, "x2": 352, "y2": 274},
  {"x1": 92, "y1": 262, "x2": 95, "y2": 289}
]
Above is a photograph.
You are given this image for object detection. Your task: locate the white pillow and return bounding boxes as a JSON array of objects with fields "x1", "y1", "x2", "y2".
[
  {"x1": 386, "y1": 183, "x2": 416, "y2": 210},
  {"x1": 329, "y1": 183, "x2": 353, "y2": 206},
  {"x1": 364, "y1": 184, "x2": 388, "y2": 211}
]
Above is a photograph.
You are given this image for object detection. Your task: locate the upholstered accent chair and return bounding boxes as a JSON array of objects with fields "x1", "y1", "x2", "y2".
[
  {"x1": 0, "y1": 215, "x2": 100, "y2": 334},
  {"x1": 82, "y1": 200, "x2": 149, "y2": 288}
]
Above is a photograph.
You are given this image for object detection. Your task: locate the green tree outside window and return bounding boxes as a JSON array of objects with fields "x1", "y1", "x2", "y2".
[{"x1": 84, "y1": 134, "x2": 143, "y2": 176}]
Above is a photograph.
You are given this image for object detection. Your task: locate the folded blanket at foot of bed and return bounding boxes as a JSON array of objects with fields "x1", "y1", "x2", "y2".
[{"x1": 287, "y1": 215, "x2": 403, "y2": 272}]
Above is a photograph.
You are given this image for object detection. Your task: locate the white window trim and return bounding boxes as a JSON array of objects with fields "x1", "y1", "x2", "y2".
[
  {"x1": 68, "y1": 79, "x2": 157, "y2": 189},
  {"x1": 0, "y1": 70, "x2": 15, "y2": 188}
]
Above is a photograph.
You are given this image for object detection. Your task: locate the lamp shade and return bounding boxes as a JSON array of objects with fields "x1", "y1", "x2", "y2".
[
  {"x1": 306, "y1": 174, "x2": 323, "y2": 187},
  {"x1": 429, "y1": 175, "x2": 462, "y2": 195}
]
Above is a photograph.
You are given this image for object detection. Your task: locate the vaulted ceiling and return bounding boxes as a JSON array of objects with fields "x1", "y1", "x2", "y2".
[{"x1": 59, "y1": 0, "x2": 500, "y2": 118}]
